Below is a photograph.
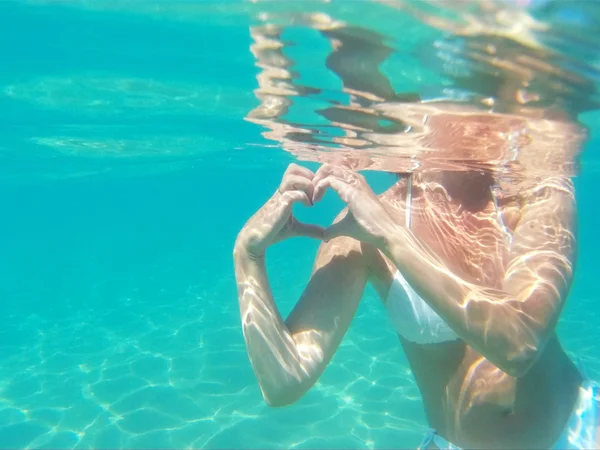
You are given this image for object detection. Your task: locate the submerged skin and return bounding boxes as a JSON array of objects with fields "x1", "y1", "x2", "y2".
[
  {"x1": 234, "y1": 161, "x2": 599, "y2": 449},
  {"x1": 238, "y1": 7, "x2": 599, "y2": 449}
]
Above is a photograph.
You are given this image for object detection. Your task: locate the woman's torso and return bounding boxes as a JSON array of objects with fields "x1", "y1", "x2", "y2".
[{"x1": 369, "y1": 177, "x2": 582, "y2": 449}]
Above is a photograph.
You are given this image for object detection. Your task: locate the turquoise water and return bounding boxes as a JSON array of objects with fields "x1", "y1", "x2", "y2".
[{"x1": 1, "y1": 1, "x2": 599, "y2": 448}]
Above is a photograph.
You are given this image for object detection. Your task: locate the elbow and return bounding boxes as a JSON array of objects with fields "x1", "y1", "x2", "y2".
[
  {"x1": 264, "y1": 394, "x2": 295, "y2": 408},
  {"x1": 262, "y1": 387, "x2": 304, "y2": 408},
  {"x1": 260, "y1": 378, "x2": 312, "y2": 408}
]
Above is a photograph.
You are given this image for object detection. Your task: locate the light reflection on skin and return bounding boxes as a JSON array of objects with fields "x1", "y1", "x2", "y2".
[{"x1": 236, "y1": 3, "x2": 598, "y2": 448}]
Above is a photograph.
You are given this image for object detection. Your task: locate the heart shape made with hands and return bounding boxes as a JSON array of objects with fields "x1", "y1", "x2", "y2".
[{"x1": 275, "y1": 163, "x2": 392, "y2": 246}]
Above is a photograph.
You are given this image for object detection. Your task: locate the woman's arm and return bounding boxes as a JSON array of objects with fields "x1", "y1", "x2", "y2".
[
  {"x1": 233, "y1": 164, "x2": 371, "y2": 407},
  {"x1": 381, "y1": 179, "x2": 576, "y2": 377},
  {"x1": 234, "y1": 234, "x2": 369, "y2": 406},
  {"x1": 312, "y1": 165, "x2": 576, "y2": 378}
]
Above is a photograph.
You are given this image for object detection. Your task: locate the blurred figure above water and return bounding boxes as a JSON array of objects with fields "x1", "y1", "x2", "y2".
[{"x1": 244, "y1": 0, "x2": 599, "y2": 192}]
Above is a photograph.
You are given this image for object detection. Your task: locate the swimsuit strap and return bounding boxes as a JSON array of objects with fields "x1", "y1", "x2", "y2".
[
  {"x1": 405, "y1": 173, "x2": 413, "y2": 229},
  {"x1": 490, "y1": 184, "x2": 513, "y2": 247}
]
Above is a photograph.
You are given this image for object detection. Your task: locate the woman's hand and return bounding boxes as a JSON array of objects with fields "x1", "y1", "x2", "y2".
[
  {"x1": 312, "y1": 164, "x2": 400, "y2": 248},
  {"x1": 236, "y1": 164, "x2": 325, "y2": 258}
]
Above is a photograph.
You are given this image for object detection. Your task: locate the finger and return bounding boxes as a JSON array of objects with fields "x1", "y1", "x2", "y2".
[
  {"x1": 314, "y1": 164, "x2": 365, "y2": 187},
  {"x1": 313, "y1": 175, "x2": 352, "y2": 204},
  {"x1": 284, "y1": 163, "x2": 315, "y2": 180},
  {"x1": 291, "y1": 219, "x2": 325, "y2": 240},
  {"x1": 279, "y1": 189, "x2": 312, "y2": 209},
  {"x1": 313, "y1": 164, "x2": 346, "y2": 186},
  {"x1": 323, "y1": 213, "x2": 354, "y2": 242},
  {"x1": 279, "y1": 174, "x2": 314, "y2": 200}
]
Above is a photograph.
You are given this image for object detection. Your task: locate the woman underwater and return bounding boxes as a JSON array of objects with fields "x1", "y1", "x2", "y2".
[{"x1": 234, "y1": 3, "x2": 600, "y2": 448}]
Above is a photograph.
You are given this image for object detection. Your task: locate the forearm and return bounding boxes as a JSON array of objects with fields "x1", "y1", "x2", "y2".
[
  {"x1": 381, "y1": 226, "x2": 540, "y2": 376},
  {"x1": 233, "y1": 243, "x2": 310, "y2": 405}
]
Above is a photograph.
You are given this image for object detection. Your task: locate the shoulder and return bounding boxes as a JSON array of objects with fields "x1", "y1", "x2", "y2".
[
  {"x1": 509, "y1": 176, "x2": 577, "y2": 268},
  {"x1": 519, "y1": 176, "x2": 576, "y2": 202},
  {"x1": 516, "y1": 176, "x2": 576, "y2": 229}
]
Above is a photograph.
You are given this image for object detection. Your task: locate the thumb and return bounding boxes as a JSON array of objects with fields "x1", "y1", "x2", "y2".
[
  {"x1": 323, "y1": 212, "x2": 356, "y2": 242},
  {"x1": 291, "y1": 218, "x2": 326, "y2": 241}
]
